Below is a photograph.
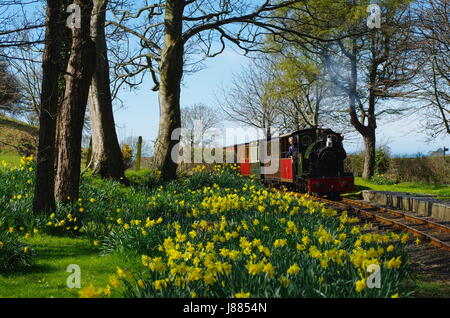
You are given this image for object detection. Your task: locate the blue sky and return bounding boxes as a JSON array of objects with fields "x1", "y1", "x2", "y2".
[
  {"x1": 12, "y1": 1, "x2": 447, "y2": 157},
  {"x1": 113, "y1": 49, "x2": 449, "y2": 157}
]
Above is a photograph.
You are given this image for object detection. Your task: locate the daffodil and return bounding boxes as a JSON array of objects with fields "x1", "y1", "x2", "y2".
[
  {"x1": 117, "y1": 267, "x2": 126, "y2": 278},
  {"x1": 263, "y1": 263, "x2": 276, "y2": 278},
  {"x1": 109, "y1": 275, "x2": 120, "y2": 288},
  {"x1": 235, "y1": 292, "x2": 251, "y2": 298},
  {"x1": 104, "y1": 285, "x2": 111, "y2": 297},
  {"x1": 280, "y1": 276, "x2": 290, "y2": 287},
  {"x1": 273, "y1": 239, "x2": 287, "y2": 248},
  {"x1": 153, "y1": 279, "x2": 168, "y2": 290},
  {"x1": 79, "y1": 284, "x2": 103, "y2": 298},
  {"x1": 355, "y1": 278, "x2": 366, "y2": 292},
  {"x1": 287, "y1": 263, "x2": 300, "y2": 275},
  {"x1": 386, "y1": 256, "x2": 402, "y2": 269}
]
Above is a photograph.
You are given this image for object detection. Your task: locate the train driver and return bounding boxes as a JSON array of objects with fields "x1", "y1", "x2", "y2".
[{"x1": 286, "y1": 136, "x2": 298, "y2": 177}]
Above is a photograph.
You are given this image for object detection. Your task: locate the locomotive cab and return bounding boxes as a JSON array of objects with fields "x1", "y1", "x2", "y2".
[{"x1": 290, "y1": 129, "x2": 354, "y2": 198}]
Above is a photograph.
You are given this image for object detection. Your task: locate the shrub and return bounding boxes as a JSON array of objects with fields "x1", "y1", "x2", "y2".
[
  {"x1": 346, "y1": 149, "x2": 449, "y2": 184},
  {"x1": 0, "y1": 230, "x2": 34, "y2": 272},
  {"x1": 344, "y1": 153, "x2": 365, "y2": 177},
  {"x1": 370, "y1": 174, "x2": 396, "y2": 185},
  {"x1": 375, "y1": 149, "x2": 390, "y2": 175},
  {"x1": 122, "y1": 144, "x2": 133, "y2": 169},
  {"x1": 388, "y1": 156, "x2": 449, "y2": 184}
]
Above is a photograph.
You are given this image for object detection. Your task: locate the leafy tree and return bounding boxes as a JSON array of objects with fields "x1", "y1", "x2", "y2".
[
  {"x1": 270, "y1": 0, "x2": 418, "y2": 179},
  {"x1": 413, "y1": 0, "x2": 449, "y2": 138},
  {"x1": 107, "y1": 0, "x2": 308, "y2": 180}
]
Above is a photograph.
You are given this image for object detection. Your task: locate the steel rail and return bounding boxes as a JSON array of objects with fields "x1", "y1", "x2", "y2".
[
  {"x1": 286, "y1": 191, "x2": 450, "y2": 252},
  {"x1": 341, "y1": 198, "x2": 450, "y2": 235}
]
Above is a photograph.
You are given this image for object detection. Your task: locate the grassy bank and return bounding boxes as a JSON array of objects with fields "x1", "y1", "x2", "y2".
[
  {"x1": 0, "y1": 152, "x2": 21, "y2": 166},
  {"x1": 350, "y1": 177, "x2": 450, "y2": 200},
  {"x1": 1, "y1": 161, "x2": 415, "y2": 298},
  {"x1": 0, "y1": 115, "x2": 37, "y2": 157},
  {"x1": 0, "y1": 235, "x2": 139, "y2": 298}
]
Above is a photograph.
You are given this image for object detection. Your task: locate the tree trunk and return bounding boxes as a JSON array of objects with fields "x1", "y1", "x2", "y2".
[
  {"x1": 362, "y1": 39, "x2": 378, "y2": 180},
  {"x1": 33, "y1": 0, "x2": 63, "y2": 214},
  {"x1": 88, "y1": 0, "x2": 124, "y2": 180},
  {"x1": 154, "y1": 0, "x2": 185, "y2": 181},
  {"x1": 362, "y1": 129, "x2": 376, "y2": 179},
  {"x1": 54, "y1": 0, "x2": 74, "y2": 171},
  {"x1": 55, "y1": 0, "x2": 96, "y2": 202},
  {"x1": 346, "y1": 38, "x2": 377, "y2": 180}
]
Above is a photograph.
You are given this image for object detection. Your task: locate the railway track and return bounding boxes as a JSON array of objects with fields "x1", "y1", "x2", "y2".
[{"x1": 290, "y1": 191, "x2": 450, "y2": 252}]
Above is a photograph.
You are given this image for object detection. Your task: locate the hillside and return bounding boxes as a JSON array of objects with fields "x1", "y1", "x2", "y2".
[{"x1": 0, "y1": 115, "x2": 38, "y2": 157}]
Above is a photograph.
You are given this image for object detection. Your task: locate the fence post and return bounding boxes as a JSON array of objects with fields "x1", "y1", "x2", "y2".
[{"x1": 136, "y1": 136, "x2": 142, "y2": 171}]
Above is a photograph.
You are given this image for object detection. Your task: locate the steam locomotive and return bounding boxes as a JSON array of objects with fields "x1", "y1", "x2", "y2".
[{"x1": 224, "y1": 128, "x2": 354, "y2": 199}]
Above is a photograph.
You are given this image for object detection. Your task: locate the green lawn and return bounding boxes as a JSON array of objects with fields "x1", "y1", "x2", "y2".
[
  {"x1": 0, "y1": 235, "x2": 138, "y2": 298},
  {"x1": 348, "y1": 177, "x2": 450, "y2": 200},
  {"x1": 411, "y1": 279, "x2": 450, "y2": 298},
  {"x1": 0, "y1": 152, "x2": 21, "y2": 166}
]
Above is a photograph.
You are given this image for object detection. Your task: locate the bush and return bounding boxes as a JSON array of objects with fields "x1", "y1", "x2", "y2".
[
  {"x1": 344, "y1": 153, "x2": 365, "y2": 177},
  {"x1": 375, "y1": 149, "x2": 390, "y2": 175},
  {"x1": 0, "y1": 230, "x2": 34, "y2": 272},
  {"x1": 345, "y1": 150, "x2": 449, "y2": 184},
  {"x1": 388, "y1": 156, "x2": 449, "y2": 184},
  {"x1": 370, "y1": 174, "x2": 396, "y2": 185},
  {"x1": 122, "y1": 144, "x2": 133, "y2": 169}
]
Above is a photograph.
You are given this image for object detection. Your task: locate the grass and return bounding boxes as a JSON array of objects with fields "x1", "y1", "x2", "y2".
[
  {"x1": 348, "y1": 177, "x2": 450, "y2": 200},
  {"x1": 0, "y1": 164, "x2": 446, "y2": 298},
  {"x1": 0, "y1": 152, "x2": 21, "y2": 166},
  {"x1": 0, "y1": 115, "x2": 37, "y2": 155},
  {"x1": 412, "y1": 280, "x2": 450, "y2": 298},
  {"x1": 403, "y1": 274, "x2": 450, "y2": 298},
  {"x1": 0, "y1": 115, "x2": 38, "y2": 136},
  {"x1": 0, "y1": 164, "x2": 413, "y2": 298},
  {"x1": 0, "y1": 235, "x2": 139, "y2": 298}
]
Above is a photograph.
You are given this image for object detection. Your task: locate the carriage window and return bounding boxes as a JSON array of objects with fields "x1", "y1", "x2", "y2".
[{"x1": 280, "y1": 137, "x2": 289, "y2": 157}]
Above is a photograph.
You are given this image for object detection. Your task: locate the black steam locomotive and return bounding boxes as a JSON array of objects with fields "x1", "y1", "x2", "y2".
[{"x1": 224, "y1": 128, "x2": 354, "y2": 199}]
